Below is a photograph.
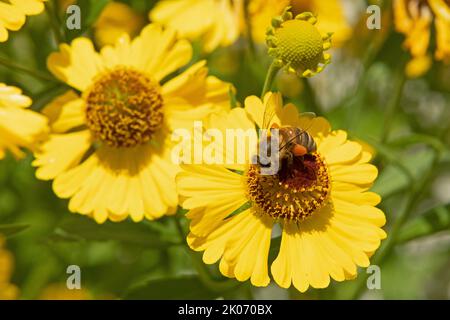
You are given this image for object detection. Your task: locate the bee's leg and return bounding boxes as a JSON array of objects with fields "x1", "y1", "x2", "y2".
[{"x1": 286, "y1": 152, "x2": 294, "y2": 171}]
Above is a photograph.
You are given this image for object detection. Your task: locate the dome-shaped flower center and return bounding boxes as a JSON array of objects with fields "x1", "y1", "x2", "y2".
[
  {"x1": 266, "y1": 9, "x2": 332, "y2": 77},
  {"x1": 246, "y1": 153, "x2": 331, "y2": 221},
  {"x1": 84, "y1": 67, "x2": 164, "y2": 148},
  {"x1": 274, "y1": 19, "x2": 324, "y2": 72}
]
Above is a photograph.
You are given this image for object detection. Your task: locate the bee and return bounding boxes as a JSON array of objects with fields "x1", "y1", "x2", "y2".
[{"x1": 257, "y1": 94, "x2": 317, "y2": 176}]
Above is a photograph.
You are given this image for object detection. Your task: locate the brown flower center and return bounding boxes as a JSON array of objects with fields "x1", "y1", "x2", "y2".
[
  {"x1": 85, "y1": 67, "x2": 164, "y2": 148},
  {"x1": 246, "y1": 153, "x2": 331, "y2": 221}
]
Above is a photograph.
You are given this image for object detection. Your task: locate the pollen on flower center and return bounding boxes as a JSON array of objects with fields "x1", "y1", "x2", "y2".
[
  {"x1": 266, "y1": 9, "x2": 332, "y2": 78},
  {"x1": 246, "y1": 153, "x2": 331, "y2": 221},
  {"x1": 275, "y1": 20, "x2": 323, "y2": 69},
  {"x1": 84, "y1": 67, "x2": 164, "y2": 148}
]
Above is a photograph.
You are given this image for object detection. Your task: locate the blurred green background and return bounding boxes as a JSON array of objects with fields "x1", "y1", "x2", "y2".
[{"x1": 0, "y1": 0, "x2": 449, "y2": 300}]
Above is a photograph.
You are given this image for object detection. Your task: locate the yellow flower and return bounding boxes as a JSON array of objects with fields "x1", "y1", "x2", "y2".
[
  {"x1": 266, "y1": 9, "x2": 332, "y2": 77},
  {"x1": 245, "y1": 0, "x2": 291, "y2": 43},
  {"x1": 394, "y1": 0, "x2": 450, "y2": 77},
  {"x1": 177, "y1": 93, "x2": 386, "y2": 292},
  {"x1": 0, "y1": 83, "x2": 48, "y2": 159},
  {"x1": 150, "y1": 0, "x2": 350, "y2": 52},
  {"x1": 33, "y1": 24, "x2": 232, "y2": 223},
  {"x1": 39, "y1": 283, "x2": 91, "y2": 300},
  {"x1": 0, "y1": 0, "x2": 46, "y2": 42},
  {"x1": 0, "y1": 236, "x2": 19, "y2": 300},
  {"x1": 94, "y1": 1, "x2": 145, "y2": 47},
  {"x1": 150, "y1": 0, "x2": 241, "y2": 53}
]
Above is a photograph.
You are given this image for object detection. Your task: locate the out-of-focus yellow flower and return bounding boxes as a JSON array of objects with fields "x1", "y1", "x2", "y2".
[
  {"x1": 94, "y1": 1, "x2": 145, "y2": 47},
  {"x1": 0, "y1": 236, "x2": 19, "y2": 300},
  {"x1": 394, "y1": 0, "x2": 450, "y2": 78},
  {"x1": 39, "y1": 283, "x2": 91, "y2": 300},
  {"x1": 33, "y1": 24, "x2": 232, "y2": 223},
  {"x1": 150, "y1": 0, "x2": 351, "y2": 52},
  {"x1": 289, "y1": 0, "x2": 352, "y2": 47},
  {"x1": 276, "y1": 72, "x2": 304, "y2": 98},
  {"x1": 246, "y1": 0, "x2": 290, "y2": 43},
  {"x1": 0, "y1": 0, "x2": 46, "y2": 42},
  {"x1": 0, "y1": 83, "x2": 48, "y2": 159},
  {"x1": 150, "y1": 0, "x2": 240, "y2": 52},
  {"x1": 177, "y1": 93, "x2": 386, "y2": 292}
]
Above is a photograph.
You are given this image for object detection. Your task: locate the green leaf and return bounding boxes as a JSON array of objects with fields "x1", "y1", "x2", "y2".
[
  {"x1": 0, "y1": 223, "x2": 29, "y2": 237},
  {"x1": 397, "y1": 205, "x2": 450, "y2": 244},
  {"x1": 52, "y1": 215, "x2": 180, "y2": 248},
  {"x1": 123, "y1": 275, "x2": 220, "y2": 300}
]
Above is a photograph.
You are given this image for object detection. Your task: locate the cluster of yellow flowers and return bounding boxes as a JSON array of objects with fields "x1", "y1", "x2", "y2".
[
  {"x1": 393, "y1": 0, "x2": 450, "y2": 77},
  {"x1": 0, "y1": 0, "x2": 448, "y2": 296}
]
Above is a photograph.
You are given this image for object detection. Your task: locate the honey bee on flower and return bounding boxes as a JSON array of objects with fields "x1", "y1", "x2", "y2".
[{"x1": 177, "y1": 93, "x2": 386, "y2": 292}]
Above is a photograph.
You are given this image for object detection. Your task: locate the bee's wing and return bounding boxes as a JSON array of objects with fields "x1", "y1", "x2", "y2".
[{"x1": 262, "y1": 94, "x2": 281, "y2": 129}]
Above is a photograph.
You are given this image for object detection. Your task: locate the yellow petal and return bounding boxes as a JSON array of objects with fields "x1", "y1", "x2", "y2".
[
  {"x1": 33, "y1": 130, "x2": 92, "y2": 180},
  {"x1": 42, "y1": 91, "x2": 85, "y2": 133},
  {"x1": 47, "y1": 38, "x2": 105, "y2": 91}
]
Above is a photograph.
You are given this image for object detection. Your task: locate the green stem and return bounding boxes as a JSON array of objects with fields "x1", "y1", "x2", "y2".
[
  {"x1": 0, "y1": 56, "x2": 57, "y2": 82},
  {"x1": 45, "y1": 1, "x2": 64, "y2": 44},
  {"x1": 380, "y1": 70, "x2": 406, "y2": 144},
  {"x1": 261, "y1": 61, "x2": 281, "y2": 98}
]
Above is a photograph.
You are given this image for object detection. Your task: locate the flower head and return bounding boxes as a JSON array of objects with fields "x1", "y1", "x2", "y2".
[
  {"x1": 0, "y1": 83, "x2": 48, "y2": 159},
  {"x1": 266, "y1": 8, "x2": 332, "y2": 77},
  {"x1": 33, "y1": 24, "x2": 232, "y2": 223},
  {"x1": 177, "y1": 93, "x2": 386, "y2": 292},
  {"x1": 0, "y1": 0, "x2": 46, "y2": 42},
  {"x1": 394, "y1": 0, "x2": 450, "y2": 77}
]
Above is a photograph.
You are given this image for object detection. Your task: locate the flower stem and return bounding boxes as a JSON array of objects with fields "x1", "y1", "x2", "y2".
[
  {"x1": 0, "y1": 56, "x2": 57, "y2": 82},
  {"x1": 380, "y1": 70, "x2": 406, "y2": 143},
  {"x1": 261, "y1": 61, "x2": 281, "y2": 98},
  {"x1": 45, "y1": 1, "x2": 64, "y2": 44}
]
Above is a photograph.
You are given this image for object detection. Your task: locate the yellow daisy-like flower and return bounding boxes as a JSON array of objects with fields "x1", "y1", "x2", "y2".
[
  {"x1": 150, "y1": 0, "x2": 241, "y2": 53},
  {"x1": 94, "y1": 1, "x2": 145, "y2": 47},
  {"x1": 266, "y1": 9, "x2": 332, "y2": 77},
  {"x1": 0, "y1": 0, "x2": 46, "y2": 42},
  {"x1": 0, "y1": 83, "x2": 48, "y2": 159},
  {"x1": 177, "y1": 93, "x2": 386, "y2": 292},
  {"x1": 33, "y1": 24, "x2": 232, "y2": 223},
  {"x1": 394, "y1": 0, "x2": 450, "y2": 77},
  {"x1": 0, "y1": 236, "x2": 19, "y2": 300}
]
